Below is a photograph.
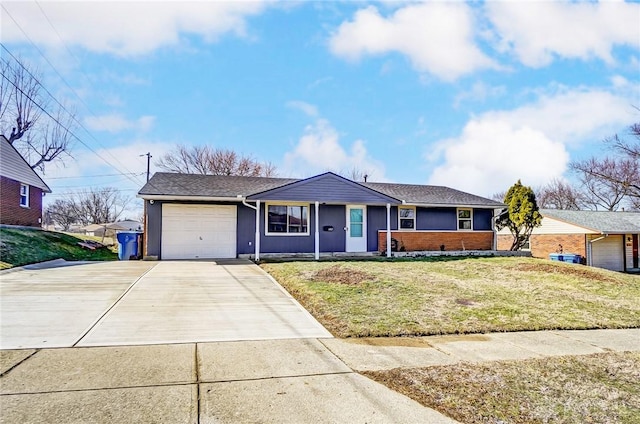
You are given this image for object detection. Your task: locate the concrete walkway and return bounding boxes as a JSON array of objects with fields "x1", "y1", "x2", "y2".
[{"x1": 1, "y1": 329, "x2": 638, "y2": 423}]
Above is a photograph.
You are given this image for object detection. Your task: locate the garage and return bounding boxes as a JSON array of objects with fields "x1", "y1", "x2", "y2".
[
  {"x1": 591, "y1": 235, "x2": 624, "y2": 272},
  {"x1": 161, "y1": 204, "x2": 237, "y2": 259}
]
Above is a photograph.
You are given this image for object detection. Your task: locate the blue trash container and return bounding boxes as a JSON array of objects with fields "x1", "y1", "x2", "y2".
[
  {"x1": 549, "y1": 253, "x2": 562, "y2": 262},
  {"x1": 116, "y1": 231, "x2": 140, "y2": 260},
  {"x1": 550, "y1": 253, "x2": 581, "y2": 264}
]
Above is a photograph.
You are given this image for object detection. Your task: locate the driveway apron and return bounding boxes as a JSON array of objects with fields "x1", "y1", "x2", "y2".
[
  {"x1": 0, "y1": 262, "x2": 154, "y2": 349},
  {"x1": 77, "y1": 260, "x2": 331, "y2": 346}
]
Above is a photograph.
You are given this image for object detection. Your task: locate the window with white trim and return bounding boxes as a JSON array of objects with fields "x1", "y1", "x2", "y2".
[
  {"x1": 398, "y1": 206, "x2": 416, "y2": 230},
  {"x1": 19, "y1": 184, "x2": 29, "y2": 207},
  {"x1": 266, "y1": 204, "x2": 309, "y2": 235},
  {"x1": 457, "y1": 208, "x2": 472, "y2": 230}
]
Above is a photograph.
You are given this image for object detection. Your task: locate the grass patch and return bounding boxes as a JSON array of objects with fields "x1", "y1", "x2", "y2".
[
  {"x1": 261, "y1": 257, "x2": 640, "y2": 337},
  {"x1": 364, "y1": 351, "x2": 640, "y2": 424},
  {"x1": 0, "y1": 227, "x2": 117, "y2": 269}
]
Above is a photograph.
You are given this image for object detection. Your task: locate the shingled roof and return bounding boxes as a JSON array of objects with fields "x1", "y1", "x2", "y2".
[
  {"x1": 363, "y1": 182, "x2": 504, "y2": 207},
  {"x1": 138, "y1": 172, "x2": 296, "y2": 198},
  {"x1": 541, "y1": 209, "x2": 640, "y2": 233},
  {"x1": 138, "y1": 172, "x2": 504, "y2": 208}
]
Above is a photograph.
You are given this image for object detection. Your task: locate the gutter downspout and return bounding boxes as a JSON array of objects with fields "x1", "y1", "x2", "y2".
[
  {"x1": 587, "y1": 233, "x2": 608, "y2": 266},
  {"x1": 386, "y1": 203, "x2": 391, "y2": 258},
  {"x1": 242, "y1": 199, "x2": 260, "y2": 261},
  {"x1": 315, "y1": 202, "x2": 320, "y2": 260}
]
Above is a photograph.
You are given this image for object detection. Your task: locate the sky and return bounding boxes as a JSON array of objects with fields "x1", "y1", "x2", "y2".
[{"x1": 2, "y1": 0, "x2": 639, "y2": 219}]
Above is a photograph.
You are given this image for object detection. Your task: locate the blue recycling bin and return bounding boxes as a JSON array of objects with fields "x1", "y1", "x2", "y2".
[
  {"x1": 549, "y1": 253, "x2": 582, "y2": 264},
  {"x1": 116, "y1": 231, "x2": 140, "y2": 260}
]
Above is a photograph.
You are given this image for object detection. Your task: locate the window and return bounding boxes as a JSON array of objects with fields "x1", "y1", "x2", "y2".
[
  {"x1": 19, "y1": 184, "x2": 29, "y2": 207},
  {"x1": 457, "y1": 208, "x2": 472, "y2": 230},
  {"x1": 267, "y1": 204, "x2": 309, "y2": 235},
  {"x1": 398, "y1": 206, "x2": 415, "y2": 230}
]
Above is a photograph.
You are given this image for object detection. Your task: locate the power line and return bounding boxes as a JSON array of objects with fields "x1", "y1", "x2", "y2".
[
  {"x1": 47, "y1": 172, "x2": 145, "y2": 180},
  {"x1": 0, "y1": 5, "x2": 145, "y2": 186}
]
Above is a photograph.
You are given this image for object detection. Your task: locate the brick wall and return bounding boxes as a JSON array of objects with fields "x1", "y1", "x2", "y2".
[
  {"x1": 497, "y1": 234, "x2": 513, "y2": 251},
  {"x1": 378, "y1": 231, "x2": 494, "y2": 252},
  {"x1": 530, "y1": 234, "x2": 586, "y2": 259},
  {"x1": 0, "y1": 176, "x2": 44, "y2": 227}
]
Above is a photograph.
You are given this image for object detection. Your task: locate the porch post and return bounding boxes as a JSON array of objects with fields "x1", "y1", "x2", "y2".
[
  {"x1": 255, "y1": 200, "x2": 261, "y2": 261},
  {"x1": 386, "y1": 203, "x2": 391, "y2": 258},
  {"x1": 315, "y1": 201, "x2": 320, "y2": 260}
]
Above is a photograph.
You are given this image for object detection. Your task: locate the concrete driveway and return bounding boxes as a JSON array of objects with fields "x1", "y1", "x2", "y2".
[{"x1": 0, "y1": 260, "x2": 331, "y2": 349}]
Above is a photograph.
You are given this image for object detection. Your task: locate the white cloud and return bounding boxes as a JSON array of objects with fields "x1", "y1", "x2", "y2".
[
  {"x1": 427, "y1": 88, "x2": 635, "y2": 196},
  {"x1": 427, "y1": 120, "x2": 569, "y2": 197},
  {"x1": 481, "y1": 89, "x2": 635, "y2": 145},
  {"x1": 84, "y1": 114, "x2": 155, "y2": 133},
  {"x1": 286, "y1": 101, "x2": 319, "y2": 118},
  {"x1": 453, "y1": 81, "x2": 507, "y2": 108},
  {"x1": 2, "y1": 1, "x2": 270, "y2": 56},
  {"x1": 283, "y1": 119, "x2": 386, "y2": 180},
  {"x1": 486, "y1": 1, "x2": 640, "y2": 67},
  {"x1": 329, "y1": 3, "x2": 496, "y2": 81}
]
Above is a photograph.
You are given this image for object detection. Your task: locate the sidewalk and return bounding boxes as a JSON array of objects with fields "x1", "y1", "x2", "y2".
[{"x1": 1, "y1": 329, "x2": 638, "y2": 423}]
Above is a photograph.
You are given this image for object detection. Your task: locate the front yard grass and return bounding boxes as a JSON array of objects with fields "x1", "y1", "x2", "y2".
[
  {"x1": 261, "y1": 257, "x2": 640, "y2": 337},
  {"x1": 0, "y1": 227, "x2": 117, "y2": 269},
  {"x1": 364, "y1": 351, "x2": 640, "y2": 424}
]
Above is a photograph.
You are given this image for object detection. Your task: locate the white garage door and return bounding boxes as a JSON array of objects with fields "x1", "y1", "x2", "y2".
[
  {"x1": 161, "y1": 204, "x2": 237, "y2": 259},
  {"x1": 591, "y1": 235, "x2": 624, "y2": 272}
]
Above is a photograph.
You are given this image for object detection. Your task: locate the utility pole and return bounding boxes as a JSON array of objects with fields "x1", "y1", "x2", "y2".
[{"x1": 140, "y1": 152, "x2": 152, "y2": 182}]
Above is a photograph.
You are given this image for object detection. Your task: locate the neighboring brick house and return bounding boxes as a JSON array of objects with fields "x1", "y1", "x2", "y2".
[
  {"x1": 138, "y1": 171, "x2": 505, "y2": 260},
  {"x1": 0, "y1": 135, "x2": 52, "y2": 227},
  {"x1": 498, "y1": 209, "x2": 640, "y2": 272}
]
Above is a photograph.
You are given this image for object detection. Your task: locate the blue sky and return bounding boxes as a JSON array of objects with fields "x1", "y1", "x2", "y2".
[{"x1": 2, "y1": 1, "x2": 639, "y2": 217}]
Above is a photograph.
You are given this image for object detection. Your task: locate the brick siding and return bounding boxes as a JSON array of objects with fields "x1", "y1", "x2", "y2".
[
  {"x1": 378, "y1": 231, "x2": 494, "y2": 252},
  {"x1": 0, "y1": 176, "x2": 44, "y2": 227},
  {"x1": 530, "y1": 234, "x2": 586, "y2": 259},
  {"x1": 497, "y1": 233, "x2": 586, "y2": 260}
]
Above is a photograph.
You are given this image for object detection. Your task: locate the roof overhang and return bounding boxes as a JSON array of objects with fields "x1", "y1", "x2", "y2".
[
  {"x1": 406, "y1": 202, "x2": 505, "y2": 209},
  {"x1": 137, "y1": 194, "x2": 243, "y2": 202}
]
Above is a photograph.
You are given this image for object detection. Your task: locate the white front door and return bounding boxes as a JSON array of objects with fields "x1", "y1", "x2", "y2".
[{"x1": 346, "y1": 205, "x2": 367, "y2": 252}]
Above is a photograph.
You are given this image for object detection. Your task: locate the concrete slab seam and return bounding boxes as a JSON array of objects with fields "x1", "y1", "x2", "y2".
[
  {"x1": 244, "y1": 265, "x2": 334, "y2": 338},
  {"x1": 197, "y1": 371, "x2": 354, "y2": 385},
  {"x1": 0, "y1": 382, "x2": 196, "y2": 397},
  {"x1": 195, "y1": 343, "x2": 201, "y2": 424},
  {"x1": 0, "y1": 350, "x2": 39, "y2": 377},
  {"x1": 550, "y1": 330, "x2": 610, "y2": 352},
  {"x1": 70, "y1": 263, "x2": 159, "y2": 347}
]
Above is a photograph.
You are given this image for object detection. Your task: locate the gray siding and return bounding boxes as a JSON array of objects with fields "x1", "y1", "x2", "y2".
[
  {"x1": 473, "y1": 208, "x2": 494, "y2": 231},
  {"x1": 249, "y1": 173, "x2": 398, "y2": 204},
  {"x1": 237, "y1": 203, "x2": 256, "y2": 254},
  {"x1": 146, "y1": 200, "x2": 163, "y2": 257},
  {"x1": 418, "y1": 208, "x2": 457, "y2": 230},
  {"x1": 319, "y1": 205, "x2": 346, "y2": 252},
  {"x1": 368, "y1": 206, "x2": 388, "y2": 252}
]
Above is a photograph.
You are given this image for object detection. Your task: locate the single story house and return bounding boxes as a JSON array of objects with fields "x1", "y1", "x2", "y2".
[
  {"x1": 82, "y1": 220, "x2": 143, "y2": 237},
  {"x1": 497, "y1": 209, "x2": 640, "y2": 272},
  {"x1": 0, "y1": 135, "x2": 51, "y2": 227},
  {"x1": 138, "y1": 172, "x2": 504, "y2": 260}
]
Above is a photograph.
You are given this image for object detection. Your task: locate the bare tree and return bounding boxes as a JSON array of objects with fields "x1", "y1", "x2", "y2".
[
  {"x1": 536, "y1": 178, "x2": 584, "y2": 210},
  {"x1": 73, "y1": 187, "x2": 130, "y2": 225},
  {"x1": 569, "y1": 122, "x2": 640, "y2": 211},
  {"x1": 45, "y1": 199, "x2": 80, "y2": 230},
  {"x1": 156, "y1": 145, "x2": 277, "y2": 177},
  {"x1": 571, "y1": 156, "x2": 639, "y2": 211},
  {"x1": 0, "y1": 56, "x2": 74, "y2": 171}
]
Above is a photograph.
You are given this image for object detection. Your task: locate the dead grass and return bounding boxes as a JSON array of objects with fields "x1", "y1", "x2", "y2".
[
  {"x1": 261, "y1": 257, "x2": 640, "y2": 337},
  {"x1": 364, "y1": 351, "x2": 640, "y2": 424}
]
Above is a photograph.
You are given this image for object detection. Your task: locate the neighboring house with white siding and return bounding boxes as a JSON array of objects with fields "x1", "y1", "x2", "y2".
[
  {"x1": 497, "y1": 209, "x2": 640, "y2": 272},
  {"x1": 0, "y1": 135, "x2": 52, "y2": 227}
]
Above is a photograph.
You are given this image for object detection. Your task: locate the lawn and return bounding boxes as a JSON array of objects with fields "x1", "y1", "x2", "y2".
[
  {"x1": 0, "y1": 227, "x2": 117, "y2": 269},
  {"x1": 261, "y1": 257, "x2": 640, "y2": 337},
  {"x1": 364, "y1": 351, "x2": 640, "y2": 424}
]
